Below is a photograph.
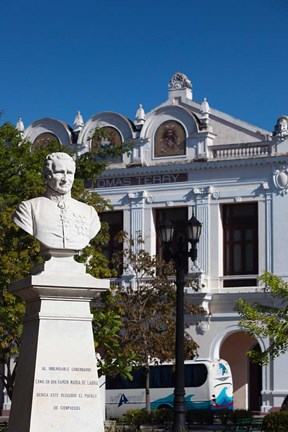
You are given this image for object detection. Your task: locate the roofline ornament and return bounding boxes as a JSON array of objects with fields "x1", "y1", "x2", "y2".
[
  {"x1": 274, "y1": 116, "x2": 288, "y2": 139},
  {"x1": 168, "y1": 72, "x2": 192, "y2": 90}
]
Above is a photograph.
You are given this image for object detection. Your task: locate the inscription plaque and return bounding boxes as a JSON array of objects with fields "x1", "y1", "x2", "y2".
[{"x1": 34, "y1": 365, "x2": 99, "y2": 412}]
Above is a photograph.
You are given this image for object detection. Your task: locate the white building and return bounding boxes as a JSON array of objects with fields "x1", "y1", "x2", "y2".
[{"x1": 19, "y1": 72, "x2": 288, "y2": 412}]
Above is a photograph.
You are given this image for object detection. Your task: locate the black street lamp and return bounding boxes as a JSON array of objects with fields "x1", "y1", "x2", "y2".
[{"x1": 159, "y1": 212, "x2": 202, "y2": 432}]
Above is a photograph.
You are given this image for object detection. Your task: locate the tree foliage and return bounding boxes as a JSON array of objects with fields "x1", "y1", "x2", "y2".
[
  {"x1": 0, "y1": 289, "x2": 24, "y2": 400},
  {"x1": 92, "y1": 290, "x2": 136, "y2": 381},
  {"x1": 104, "y1": 232, "x2": 204, "y2": 411},
  {"x1": 235, "y1": 271, "x2": 288, "y2": 365}
]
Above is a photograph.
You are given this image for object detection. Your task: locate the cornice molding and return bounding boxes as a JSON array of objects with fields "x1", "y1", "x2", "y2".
[{"x1": 100, "y1": 155, "x2": 288, "y2": 178}]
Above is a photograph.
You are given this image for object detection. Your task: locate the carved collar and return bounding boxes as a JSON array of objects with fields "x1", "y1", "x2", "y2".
[{"x1": 44, "y1": 187, "x2": 72, "y2": 208}]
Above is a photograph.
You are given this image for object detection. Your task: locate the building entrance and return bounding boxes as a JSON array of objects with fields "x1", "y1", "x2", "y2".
[{"x1": 220, "y1": 331, "x2": 261, "y2": 411}]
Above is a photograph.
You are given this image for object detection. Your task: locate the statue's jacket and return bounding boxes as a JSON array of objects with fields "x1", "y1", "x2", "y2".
[{"x1": 13, "y1": 191, "x2": 100, "y2": 250}]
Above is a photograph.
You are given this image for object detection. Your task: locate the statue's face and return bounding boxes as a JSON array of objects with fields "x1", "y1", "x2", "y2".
[
  {"x1": 47, "y1": 158, "x2": 75, "y2": 195},
  {"x1": 279, "y1": 118, "x2": 288, "y2": 133}
]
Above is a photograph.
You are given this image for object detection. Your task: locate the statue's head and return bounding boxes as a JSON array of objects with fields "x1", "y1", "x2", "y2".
[
  {"x1": 44, "y1": 152, "x2": 76, "y2": 195},
  {"x1": 274, "y1": 116, "x2": 288, "y2": 137}
]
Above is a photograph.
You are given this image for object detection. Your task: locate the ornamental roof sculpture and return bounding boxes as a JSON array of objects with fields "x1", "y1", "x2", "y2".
[
  {"x1": 200, "y1": 97, "x2": 210, "y2": 115},
  {"x1": 135, "y1": 104, "x2": 146, "y2": 126},
  {"x1": 16, "y1": 116, "x2": 25, "y2": 132},
  {"x1": 168, "y1": 72, "x2": 192, "y2": 90},
  {"x1": 274, "y1": 115, "x2": 288, "y2": 138},
  {"x1": 200, "y1": 97, "x2": 210, "y2": 128},
  {"x1": 73, "y1": 110, "x2": 84, "y2": 132}
]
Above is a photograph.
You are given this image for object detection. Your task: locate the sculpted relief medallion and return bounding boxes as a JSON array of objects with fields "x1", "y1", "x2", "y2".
[{"x1": 274, "y1": 166, "x2": 288, "y2": 194}]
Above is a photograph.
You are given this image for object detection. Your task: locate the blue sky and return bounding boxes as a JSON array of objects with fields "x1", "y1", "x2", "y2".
[{"x1": 1, "y1": 0, "x2": 287, "y2": 132}]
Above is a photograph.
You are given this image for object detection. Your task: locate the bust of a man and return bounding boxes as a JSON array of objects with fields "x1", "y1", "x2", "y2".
[
  {"x1": 13, "y1": 152, "x2": 101, "y2": 251},
  {"x1": 275, "y1": 116, "x2": 288, "y2": 137}
]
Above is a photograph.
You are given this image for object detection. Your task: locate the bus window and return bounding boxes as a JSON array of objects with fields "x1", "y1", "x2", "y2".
[
  {"x1": 107, "y1": 364, "x2": 208, "y2": 390},
  {"x1": 185, "y1": 364, "x2": 208, "y2": 387},
  {"x1": 149, "y1": 364, "x2": 208, "y2": 388},
  {"x1": 150, "y1": 366, "x2": 174, "y2": 388},
  {"x1": 106, "y1": 368, "x2": 145, "y2": 389}
]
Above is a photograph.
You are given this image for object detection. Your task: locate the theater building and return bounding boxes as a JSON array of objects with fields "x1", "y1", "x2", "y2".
[{"x1": 15, "y1": 72, "x2": 288, "y2": 412}]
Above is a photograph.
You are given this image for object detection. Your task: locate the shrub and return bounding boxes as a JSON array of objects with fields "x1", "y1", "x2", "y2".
[
  {"x1": 150, "y1": 408, "x2": 173, "y2": 425},
  {"x1": 118, "y1": 409, "x2": 150, "y2": 427},
  {"x1": 186, "y1": 409, "x2": 213, "y2": 424},
  {"x1": 117, "y1": 407, "x2": 255, "y2": 428},
  {"x1": 230, "y1": 409, "x2": 253, "y2": 423},
  {"x1": 217, "y1": 409, "x2": 234, "y2": 425},
  {"x1": 263, "y1": 411, "x2": 288, "y2": 431}
]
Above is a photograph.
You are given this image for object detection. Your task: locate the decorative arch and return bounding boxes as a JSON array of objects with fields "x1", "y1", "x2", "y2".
[
  {"x1": 140, "y1": 105, "x2": 199, "y2": 140},
  {"x1": 209, "y1": 324, "x2": 267, "y2": 411},
  {"x1": 209, "y1": 324, "x2": 266, "y2": 359},
  {"x1": 24, "y1": 118, "x2": 73, "y2": 149},
  {"x1": 140, "y1": 105, "x2": 200, "y2": 159},
  {"x1": 78, "y1": 112, "x2": 135, "y2": 152}
]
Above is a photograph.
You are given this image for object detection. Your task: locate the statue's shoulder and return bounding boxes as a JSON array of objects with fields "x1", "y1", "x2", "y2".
[
  {"x1": 18, "y1": 196, "x2": 49, "y2": 210},
  {"x1": 70, "y1": 199, "x2": 99, "y2": 226},
  {"x1": 70, "y1": 198, "x2": 96, "y2": 212}
]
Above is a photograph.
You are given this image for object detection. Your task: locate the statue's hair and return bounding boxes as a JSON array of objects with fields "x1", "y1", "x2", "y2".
[{"x1": 44, "y1": 152, "x2": 75, "y2": 180}]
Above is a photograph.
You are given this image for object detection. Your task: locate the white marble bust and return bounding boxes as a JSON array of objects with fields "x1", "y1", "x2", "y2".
[{"x1": 13, "y1": 152, "x2": 101, "y2": 251}]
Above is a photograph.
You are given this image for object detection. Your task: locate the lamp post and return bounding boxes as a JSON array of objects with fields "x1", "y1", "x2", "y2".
[{"x1": 159, "y1": 212, "x2": 202, "y2": 432}]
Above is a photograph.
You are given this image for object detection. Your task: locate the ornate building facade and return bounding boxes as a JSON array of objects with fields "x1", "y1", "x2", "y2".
[{"x1": 15, "y1": 72, "x2": 288, "y2": 412}]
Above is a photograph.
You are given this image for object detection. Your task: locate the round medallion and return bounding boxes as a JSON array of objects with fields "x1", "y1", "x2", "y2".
[{"x1": 277, "y1": 171, "x2": 288, "y2": 189}]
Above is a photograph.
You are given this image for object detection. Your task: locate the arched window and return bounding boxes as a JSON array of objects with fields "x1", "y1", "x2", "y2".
[
  {"x1": 154, "y1": 120, "x2": 186, "y2": 157},
  {"x1": 91, "y1": 126, "x2": 122, "y2": 160},
  {"x1": 33, "y1": 132, "x2": 60, "y2": 149}
]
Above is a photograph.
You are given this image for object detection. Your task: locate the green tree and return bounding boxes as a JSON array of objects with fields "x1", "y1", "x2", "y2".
[
  {"x1": 105, "y1": 232, "x2": 204, "y2": 412},
  {"x1": 0, "y1": 289, "x2": 25, "y2": 400},
  {"x1": 0, "y1": 122, "x2": 133, "y2": 398},
  {"x1": 235, "y1": 271, "x2": 288, "y2": 365},
  {"x1": 92, "y1": 291, "x2": 136, "y2": 380}
]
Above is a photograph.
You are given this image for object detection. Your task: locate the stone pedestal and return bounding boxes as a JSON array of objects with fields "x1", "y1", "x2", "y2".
[{"x1": 8, "y1": 252, "x2": 109, "y2": 432}]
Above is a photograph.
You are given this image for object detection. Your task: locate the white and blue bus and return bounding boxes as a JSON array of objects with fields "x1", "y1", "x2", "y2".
[{"x1": 106, "y1": 358, "x2": 233, "y2": 419}]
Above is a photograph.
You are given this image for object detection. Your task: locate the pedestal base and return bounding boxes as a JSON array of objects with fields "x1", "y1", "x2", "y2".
[{"x1": 8, "y1": 255, "x2": 109, "y2": 432}]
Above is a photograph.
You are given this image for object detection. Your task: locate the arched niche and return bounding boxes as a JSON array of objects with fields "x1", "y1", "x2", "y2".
[
  {"x1": 78, "y1": 112, "x2": 135, "y2": 152},
  {"x1": 154, "y1": 120, "x2": 186, "y2": 157},
  {"x1": 139, "y1": 105, "x2": 200, "y2": 160},
  {"x1": 24, "y1": 118, "x2": 73, "y2": 149}
]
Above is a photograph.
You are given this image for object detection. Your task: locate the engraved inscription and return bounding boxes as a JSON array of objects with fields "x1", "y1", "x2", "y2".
[{"x1": 34, "y1": 365, "x2": 99, "y2": 412}]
